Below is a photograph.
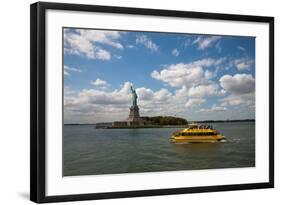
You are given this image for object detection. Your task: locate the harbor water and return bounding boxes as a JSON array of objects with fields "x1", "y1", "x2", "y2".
[{"x1": 63, "y1": 122, "x2": 255, "y2": 176}]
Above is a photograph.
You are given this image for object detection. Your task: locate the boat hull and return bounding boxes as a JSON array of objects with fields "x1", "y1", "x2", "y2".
[{"x1": 171, "y1": 135, "x2": 225, "y2": 143}]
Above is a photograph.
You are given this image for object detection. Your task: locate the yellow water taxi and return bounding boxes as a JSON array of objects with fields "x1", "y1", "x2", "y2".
[{"x1": 171, "y1": 123, "x2": 225, "y2": 143}]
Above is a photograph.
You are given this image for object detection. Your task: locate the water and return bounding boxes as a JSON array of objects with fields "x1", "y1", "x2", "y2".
[{"x1": 63, "y1": 122, "x2": 255, "y2": 176}]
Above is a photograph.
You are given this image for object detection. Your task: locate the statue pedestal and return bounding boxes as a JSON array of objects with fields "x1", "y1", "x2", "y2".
[
  {"x1": 128, "y1": 106, "x2": 140, "y2": 120},
  {"x1": 127, "y1": 106, "x2": 145, "y2": 126}
]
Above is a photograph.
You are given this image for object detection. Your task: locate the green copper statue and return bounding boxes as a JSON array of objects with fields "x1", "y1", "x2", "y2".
[{"x1": 130, "y1": 86, "x2": 138, "y2": 107}]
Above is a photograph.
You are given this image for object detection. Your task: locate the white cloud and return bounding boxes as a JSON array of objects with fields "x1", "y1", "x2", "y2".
[
  {"x1": 135, "y1": 87, "x2": 154, "y2": 101},
  {"x1": 171, "y1": 48, "x2": 180, "y2": 56},
  {"x1": 220, "y1": 93, "x2": 255, "y2": 107},
  {"x1": 231, "y1": 57, "x2": 254, "y2": 71},
  {"x1": 136, "y1": 87, "x2": 173, "y2": 105},
  {"x1": 151, "y1": 58, "x2": 227, "y2": 104},
  {"x1": 220, "y1": 74, "x2": 255, "y2": 95},
  {"x1": 136, "y1": 35, "x2": 159, "y2": 52},
  {"x1": 189, "y1": 57, "x2": 226, "y2": 67},
  {"x1": 69, "y1": 82, "x2": 132, "y2": 107},
  {"x1": 64, "y1": 65, "x2": 81, "y2": 73},
  {"x1": 151, "y1": 65, "x2": 204, "y2": 88},
  {"x1": 188, "y1": 83, "x2": 222, "y2": 98},
  {"x1": 114, "y1": 55, "x2": 122, "y2": 59},
  {"x1": 95, "y1": 49, "x2": 111, "y2": 60},
  {"x1": 64, "y1": 32, "x2": 111, "y2": 60},
  {"x1": 212, "y1": 106, "x2": 227, "y2": 111},
  {"x1": 151, "y1": 58, "x2": 225, "y2": 88},
  {"x1": 64, "y1": 65, "x2": 82, "y2": 76},
  {"x1": 215, "y1": 42, "x2": 222, "y2": 53},
  {"x1": 237, "y1": 46, "x2": 246, "y2": 51},
  {"x1": 219, "y1": 74, "x2": 255, "y2": 107},
  {"x1": 185, "y1": 98, "x2": 205, "y2": 108},
  {"x1": 91, "y1": 78, "x2": 107, "y2": 86},
  {"x1": 199, "y1": 105, "x2": 227, "y2": 112},
  {"x1": 126, "y1": 45, "x2": 135, "y2": 48},
  {"x1": 193, "y1": 36, "x2": 221, "y2": 50},
  {"x1": 204, "y1": 70, "x2": 214, "y2": 79},
  {"x1": 64, "y1": 29, "x2": 124, "y2": 60},
  {"x1": 76, "y1": 29, "x2": 123, "y2": 49},
  {"x1": 183, "y1": 38, "x2": 191, "y2": 48},
  {"x1": 174, "y1": 86, "x2": 189, "y2": 98}
]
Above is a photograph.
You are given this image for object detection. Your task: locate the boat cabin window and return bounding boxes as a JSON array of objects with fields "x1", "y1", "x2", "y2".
[{"x1": 180, "y1": 132, "x2": 217, "y2": 136}]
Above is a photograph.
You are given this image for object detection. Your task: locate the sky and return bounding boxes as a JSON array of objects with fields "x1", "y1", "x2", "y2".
[{"x1": 63, "y1": 28, "x2": 255, "y2": 124}]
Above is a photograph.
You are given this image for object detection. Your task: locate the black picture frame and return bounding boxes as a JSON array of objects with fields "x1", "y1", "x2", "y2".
[{"x1": 30, "y1": 1, "x2": 274, "y2": 203}]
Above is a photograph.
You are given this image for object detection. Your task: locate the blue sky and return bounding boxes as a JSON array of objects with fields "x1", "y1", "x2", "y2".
[{"x1": 64, "y1": 28, "x2": 255, "y2": 123}]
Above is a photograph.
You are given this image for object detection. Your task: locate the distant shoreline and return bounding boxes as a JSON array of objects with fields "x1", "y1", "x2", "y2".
[
  {"x1": 194, "y1": 119, "x2": 255, "y2": 123},
  {"x1": 64, "y1": 119, "x2": 255, "y2": 126}
]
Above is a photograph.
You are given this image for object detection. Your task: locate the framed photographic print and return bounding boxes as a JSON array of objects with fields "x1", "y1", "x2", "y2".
[{"x1": 30, "y1": 2, "x2": 274, "y2": 203}]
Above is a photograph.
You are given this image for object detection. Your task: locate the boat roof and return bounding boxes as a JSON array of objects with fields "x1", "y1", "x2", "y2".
[{"x1": 181, "y1": 128, "x2": 216, "y2": 133}]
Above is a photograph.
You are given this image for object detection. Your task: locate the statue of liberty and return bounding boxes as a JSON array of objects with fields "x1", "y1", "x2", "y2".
[
  {"x1": 127, "y1": 85, "x2": 143, "y2": 124},
  {"x1": 130, "y1": 86, "x2": 138, "y2": 108}
]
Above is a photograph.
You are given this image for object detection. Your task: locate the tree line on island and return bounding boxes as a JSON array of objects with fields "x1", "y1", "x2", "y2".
[{"x1": 141, "y1": 116, "x2": 188, "y2": 126}]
